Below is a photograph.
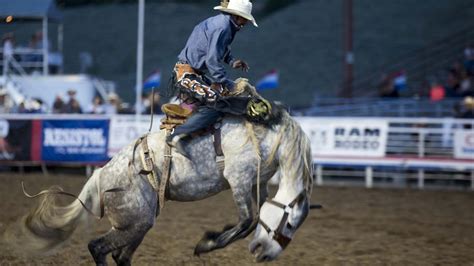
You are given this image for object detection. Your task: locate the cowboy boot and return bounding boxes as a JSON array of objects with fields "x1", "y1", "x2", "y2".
[{"x1": 166, "y1": 134, "x2": 191, "y2": 159}]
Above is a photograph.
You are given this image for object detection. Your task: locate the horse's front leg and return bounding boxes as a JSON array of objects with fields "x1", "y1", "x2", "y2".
[{"x1": 194, "y1": 176, "x2": 256, "y2": 255}]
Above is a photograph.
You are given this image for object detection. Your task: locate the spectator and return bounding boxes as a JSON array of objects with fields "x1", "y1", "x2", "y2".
[
  {"x1": 65, "y1": 99, "x2": 82, "y2": 114},
  {"x1": 86, "y1": 96, "x2": 105, "y2": 114},
  {"x1": 103, "y1": 93, "x2": 120, "y2": 115},
  {"x1": 19, "y1": 98, "x2": 47, "y2": 114},
  {"x1": 52, "y1": 94, "x2": 65, "y2": 113},
  {"x1": 378, "y1": 73, "x2": 399, "y2": 98},
  {"x1": 15, "y1": 102, "x2": 28, "y2": 114},
  {"x1": 2, "y1": 32, "x2": 15, "y2": 75},
  {"x1": 23, "y1": 33, "x2": 43, "y2": 70},
  {"x1": 459, "y1": 69, "x2": 473, "y2": 97},
  {"x1": 458, "y1": 96, "x2": 474, "y2": 119},
  {"x1": 142, "y1": 92, "x2": 162, "y2": 115},
  {"x1": 32, "y1": 98, "x2": 47, "y2": 113},
  {"x1": 430, "y1": 81, "x2": 445, "y2": 102},
  {"x1": 29, "y1": 33, "x2": 40, "y2": 51},
  {"x1": 0, "y1": 89, "x2": 13, "y2": 113},
  {"x1": 454, "y1": 96, "x2": 474, "y2": 129},
  {"x1": 464, "y1": 43, "x2": 474, "y2": 77},
  {"x1": 445, "y1": 68, "x2": 462, "y2": 98},
  {"x1": 32, "y1": 30, "x2": 50, "y2": 51},
  {"x1": 63, "y1": 89, "x2": 82, "y2": 114}
]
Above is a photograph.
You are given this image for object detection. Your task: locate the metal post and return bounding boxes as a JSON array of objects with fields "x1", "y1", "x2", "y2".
[
  {"x1": 135, "y1": 0, "x2": 145, "y2": 120},
  {"x1": 365, "y1": 166, "x2": 373, "y2": 188},
  {"x1": 471, "y1": 170, "x2": 474, "y2": 191},
  {"x1": 58, "y1": 24, "x2": 64, "y2": 73},
  {"x1": 42, "y1": 17, "x2": 49, "y2": 75},
  {"x1": 418, "y1": 131, "x2": 425, "y2": 158},
  {"x1": 417, "y1": 131, "x2": 426, "y2": 189},
  {"x1": 316, "y1": 165, "x2": 323, "y2": 186},
  {"x1": 2, "y1": 51, "x2": 7, "y2": 77},
  {"x1": 417, "y1": 169, "x2": 424, "y2": 189}
]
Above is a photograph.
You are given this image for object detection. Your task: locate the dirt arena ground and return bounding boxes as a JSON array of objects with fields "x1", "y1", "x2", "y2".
[{"x1": 0, "y1": 173, "x2": 473, "y2": 265}]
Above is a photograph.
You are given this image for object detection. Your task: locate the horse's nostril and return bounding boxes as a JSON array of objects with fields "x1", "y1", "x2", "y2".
[
  {"x1": 250, "y1": 242, "x2": 262, "y2": 255},
  {"x1": 249, "y1": 241, "x2": 261, "y2": 254},
  {"x1": 256, "y1": 253, "x2": 271, "y2": 263}
]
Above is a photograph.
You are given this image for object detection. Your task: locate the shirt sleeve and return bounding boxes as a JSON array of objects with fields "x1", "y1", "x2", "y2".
[
  {"x1": 224, "y1": 49, "x2": 235, "y2": 65},
  {"x1": 205, "y1": 27, "x2": 233, "y2": 84}
]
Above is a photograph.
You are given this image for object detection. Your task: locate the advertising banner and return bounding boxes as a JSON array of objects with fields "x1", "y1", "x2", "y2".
[
  {"x1": 454, "y1": 130, "x2": 474, "y2": 159},
  {"x1": 297, "y1": 118, "x2": 388, "y2": 157},
  {"x1": 108, "y1": 116, "x2": 159, "y2": 157},
  {"x1": 0, "y1": 119, "x2": 32, "y2": 161},
  {"x1": 41, "y1": 119, "x2": 109, "y2": 162}
]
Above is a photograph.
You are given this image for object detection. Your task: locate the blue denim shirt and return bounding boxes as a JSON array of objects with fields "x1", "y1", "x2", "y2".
[{"x1": 178, "y1": 13, "x2": 238, "y2": 89}]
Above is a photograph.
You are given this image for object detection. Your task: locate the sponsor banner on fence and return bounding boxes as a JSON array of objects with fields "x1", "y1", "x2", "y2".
[
  {"x1": 108, "y1": 116, "x2": 160, "y2": 157},
  {"x1": 454, "y1": 130, "x2": 474, "y2": 159},
  {"x1": 0, "y1": 119, "x2": 32, "y2": 161},
  {"x1": 42, "y1": 120, "x2": 109, "y2": 162},
  {"x1": 297, "y1": 118, "x2": 388, "y2": 157}
]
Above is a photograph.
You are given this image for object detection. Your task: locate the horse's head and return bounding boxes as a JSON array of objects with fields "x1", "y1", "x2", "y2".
[
  {"x1": 248, "y1": 111, "x2": 314, "y2": 262},
  {"x1": 249, "y1": 190, "x2": 310, "y2": 262}
]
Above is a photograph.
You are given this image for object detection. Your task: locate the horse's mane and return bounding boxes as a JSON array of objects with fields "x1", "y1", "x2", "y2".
[
  {"x1": 244, "y1": 106, "x2": 313, "y2": 195},
  {"x1": 233, "y1": 78, "x2": 285, "y2": 127},
  {"x1": 232, "y1": 78, "x2": 312, "y2": 193}
]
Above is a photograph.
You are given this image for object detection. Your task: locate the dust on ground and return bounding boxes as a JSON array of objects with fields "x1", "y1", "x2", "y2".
[{"x1": 0, "y1": 173, "x2": 473, "y2": 265}]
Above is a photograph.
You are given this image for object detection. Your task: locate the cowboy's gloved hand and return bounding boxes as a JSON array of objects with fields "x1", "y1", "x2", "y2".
[
  {"x1": 210, "y1": 83, "x2": 224, "y2": 94},
  {"x1": 232, "y1": 59, "x2": 249, "y2": 72}
]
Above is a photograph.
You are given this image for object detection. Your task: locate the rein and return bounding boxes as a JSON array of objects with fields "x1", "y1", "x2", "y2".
[{"x1": 148, "y1": 86, "x2": 155, "y2": 132}]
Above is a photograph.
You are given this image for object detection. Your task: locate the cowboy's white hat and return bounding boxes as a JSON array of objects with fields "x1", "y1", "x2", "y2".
[{"x1": 214, "y1": 0, "x2": 258, "y2": 27}]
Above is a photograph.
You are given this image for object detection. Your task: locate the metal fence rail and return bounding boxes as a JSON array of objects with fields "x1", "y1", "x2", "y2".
[
  {"x1": 310, "y1": 117, "x2": 474, "y2": 190},
  {"x1": 297, "y1": 98, "x2": 462, "y2": 117}
]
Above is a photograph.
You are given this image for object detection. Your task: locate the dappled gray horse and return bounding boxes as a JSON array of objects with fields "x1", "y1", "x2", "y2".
[{"x1": 9, "y1": 107, "x2": 313, "y2": 264}]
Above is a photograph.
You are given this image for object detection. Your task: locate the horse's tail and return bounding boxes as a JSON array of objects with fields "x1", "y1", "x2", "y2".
[{"x1": 5, "y1": 169, "x2": 102, "y2": 255}]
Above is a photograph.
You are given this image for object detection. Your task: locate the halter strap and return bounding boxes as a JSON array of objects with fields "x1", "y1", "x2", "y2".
[{"x1": 258, "y1": 191, "x2": 306, "y2": 249}]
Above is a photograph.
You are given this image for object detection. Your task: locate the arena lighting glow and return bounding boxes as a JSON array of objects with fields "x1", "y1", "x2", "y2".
[{"x1": 6, "y1": 16, "x2": 13, "y2": 23}]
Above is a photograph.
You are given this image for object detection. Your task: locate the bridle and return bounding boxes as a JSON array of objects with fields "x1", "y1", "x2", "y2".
[{"x1": 258, "y1": 191, "x2": 306, "y2": 249}]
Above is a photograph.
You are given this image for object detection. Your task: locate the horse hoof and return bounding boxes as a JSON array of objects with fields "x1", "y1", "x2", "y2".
[
  {"x1": 202, "y1": 230, "x2": 220, "y2": 241},
  {"x1": 194, "y1": 238, "x2": 216, "y2": 256}
]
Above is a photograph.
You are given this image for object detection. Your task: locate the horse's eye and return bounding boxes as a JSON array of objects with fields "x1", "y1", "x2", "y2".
[{"x1": 286, "y1": 223, "x2": 294, "y2": 230}]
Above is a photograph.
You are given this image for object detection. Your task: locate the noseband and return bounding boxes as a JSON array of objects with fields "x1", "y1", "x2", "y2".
[{"x1": 258, "y1": 192, "x2": 305, "y2": 249}]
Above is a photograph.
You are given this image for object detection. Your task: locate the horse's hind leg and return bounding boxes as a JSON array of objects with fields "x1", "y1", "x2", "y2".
[{"x1": 88, "y1": 222, "x2": 153, "y2": 266}]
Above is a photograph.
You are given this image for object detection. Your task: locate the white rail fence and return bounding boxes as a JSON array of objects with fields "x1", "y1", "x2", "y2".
[{"x1": 298, "y1": 117, "x2": 474, "y2": 190}]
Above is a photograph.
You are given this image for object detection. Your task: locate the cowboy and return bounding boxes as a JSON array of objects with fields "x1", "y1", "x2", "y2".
[{"x1": 167, "y1": 0, "x2": 258, "y2": 157}]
